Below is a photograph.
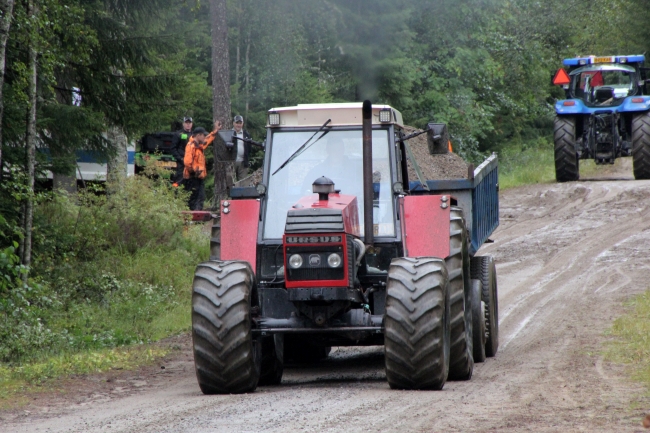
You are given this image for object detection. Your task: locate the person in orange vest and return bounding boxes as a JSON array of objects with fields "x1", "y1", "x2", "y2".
[{"x1": 183, "y1": 121, "x2": 221, "y2": 210}]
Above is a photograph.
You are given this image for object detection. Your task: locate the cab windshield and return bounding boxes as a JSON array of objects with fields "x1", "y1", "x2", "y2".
[
  {"x1": 263, "y1": 129, "x2": 394, "y2": 240},
  {"x1": 570, "y1": 64, "x2": 637, "y2": 106}
]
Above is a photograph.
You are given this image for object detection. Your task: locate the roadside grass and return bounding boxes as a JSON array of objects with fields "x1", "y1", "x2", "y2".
[
  {"x1": 0, "y1": 345, "x2": 169, "y2": 410},
  {"x1": 497, "y1": 139, "x2": 607, "y2": 189},
  {"x1": 497, "y1": 141, "x2": 556, "y2": 189},
  {"x1": 604, "y1": 291, "x2": 650, "y2": 389}
]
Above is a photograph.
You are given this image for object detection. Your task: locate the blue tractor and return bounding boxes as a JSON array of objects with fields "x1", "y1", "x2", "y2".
[{"x1": 553, "y1": 55, "x2": 650, "y2": 181}]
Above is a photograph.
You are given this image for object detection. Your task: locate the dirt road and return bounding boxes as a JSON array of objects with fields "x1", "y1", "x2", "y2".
[{"x1": 4, "y1": 159, "x2": 650, "y2": 432}]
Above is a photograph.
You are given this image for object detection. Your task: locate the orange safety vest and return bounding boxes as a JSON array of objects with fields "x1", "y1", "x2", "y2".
[{"x1": 183, "y1": 131, "x2": 216, "y2": 179}]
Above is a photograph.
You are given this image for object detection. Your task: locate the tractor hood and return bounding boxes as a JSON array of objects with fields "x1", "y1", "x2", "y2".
[{"x1": 285, "y1": 193, "x2": 361, "y2": 237}]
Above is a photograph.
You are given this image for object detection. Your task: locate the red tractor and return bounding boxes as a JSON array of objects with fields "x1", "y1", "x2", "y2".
[{"x1": 191, "y1": 101, "x2": 499, "y2": 392}]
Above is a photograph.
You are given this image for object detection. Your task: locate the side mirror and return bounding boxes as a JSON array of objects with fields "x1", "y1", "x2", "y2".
[
  {"x1": 427, "y1": 123, "x2": 449, "y2": 155},
  {"x1": 216, "y1": 130, "x2": 236, "y2": 161},
  {"x1": 217, "y1": 130, "x2": 235, "y2": 150}
]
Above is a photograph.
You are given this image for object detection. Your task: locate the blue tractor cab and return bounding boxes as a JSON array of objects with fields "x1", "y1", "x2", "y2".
[{"x1": 552, "y1": 55, "x2": 650, "y2": 181}]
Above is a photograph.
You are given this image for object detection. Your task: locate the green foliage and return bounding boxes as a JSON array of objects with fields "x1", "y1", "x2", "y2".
[{"x1": 0, "y1": 175, "x2": 208, "y2": 365}]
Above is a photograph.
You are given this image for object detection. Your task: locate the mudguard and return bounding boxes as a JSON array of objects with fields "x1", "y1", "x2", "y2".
[
  {"x1": 220, "y1": 199, "x2": 260, "y2": 270},
  {"x1": 556, "y1": 96, "x2": 650, "y2": 115},
  {"x1": 400, "y1": 195, "x2": 450, "y2": 259}
]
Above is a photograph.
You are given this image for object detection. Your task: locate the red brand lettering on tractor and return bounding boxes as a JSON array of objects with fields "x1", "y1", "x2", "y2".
[
  {"x1": 552, "y1": 68, "x2": 571, "y2": 86},
  {"x1": 402, "y1": 195, "x2": 450, "y2": 258},
  {"x1": 220, "y1": 199, "x2": 260, "y2": 271}
]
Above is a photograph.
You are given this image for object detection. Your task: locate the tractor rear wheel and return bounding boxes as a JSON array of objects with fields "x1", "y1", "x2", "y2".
[
  {"x1": 258, "y1": 334, "x2": 284, "y2": 386},
  {"x1": 632, "y1": 111, "x2": 650, "y2": 179},
  {"x1": 554, "y1": 116, "x2": 580, "y2": 182},
  {"x1": 471, "y1": 279, "x2": 486, "y2": 363},
  {"x1": 471, "y1": 255, "x2": 499, "y2": 357},
  {"x1": 384, "y1": 257, "x2": 450, "y2": 390},
  {"x1": 447, "y1": 208, "x2": 474, "y2": 380},
  {"x1": 191, "y1": 261, "x2": 260, "y2": 394}
]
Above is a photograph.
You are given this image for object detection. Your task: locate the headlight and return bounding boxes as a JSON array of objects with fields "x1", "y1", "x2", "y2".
[
  {"x1": 327, "y1": 253, "x2": 342, "y2": 268},
  {"x1": 289, "y1": 254, "x2": 303, "y2": 269}
]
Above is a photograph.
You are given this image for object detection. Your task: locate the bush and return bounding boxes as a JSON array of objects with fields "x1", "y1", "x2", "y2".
[{"x1": 0, "y1": 174, "x2": 208, "y2": 366}]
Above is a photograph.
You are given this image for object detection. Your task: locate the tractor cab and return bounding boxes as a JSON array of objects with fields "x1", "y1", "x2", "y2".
[
  {"x1": 556, "y1": 55, "x2": 647, "y2": 106},
  {"x1": 258, "y1": 103, "x2": 403, "y2": 282},
  {"x1": 568, "y1": 64, "x2": 638, "y2": 107}
]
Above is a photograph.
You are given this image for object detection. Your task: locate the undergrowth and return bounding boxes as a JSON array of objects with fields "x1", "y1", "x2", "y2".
[
  {"x1": 604, "y1": 291, "x2": 650, "y2": 390},
  {"x1": 0, "y1": 173, "x2": 209, "y2": 401},
  {"x1": 497, "y1": 138, "x2": 555, "y2": 189}
]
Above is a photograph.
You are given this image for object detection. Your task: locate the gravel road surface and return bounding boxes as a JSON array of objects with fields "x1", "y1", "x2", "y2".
[{"x1": 4, "y1": 159, "x2": 650, "y2": 432}]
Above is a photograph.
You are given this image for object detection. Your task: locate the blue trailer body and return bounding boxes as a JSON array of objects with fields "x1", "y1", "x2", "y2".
[{"x1": 410, "y1": 153, "x2": 499, "y2": 256}]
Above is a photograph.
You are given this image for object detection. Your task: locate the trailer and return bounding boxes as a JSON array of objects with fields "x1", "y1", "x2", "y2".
[{"x1": 191, "y1": 102, "x2": 500, "y2": 393}]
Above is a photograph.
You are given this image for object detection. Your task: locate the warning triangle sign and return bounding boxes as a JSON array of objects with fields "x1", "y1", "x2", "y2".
[{"x1": 553, "y1": 68, "x2": 571, "y2": 86}]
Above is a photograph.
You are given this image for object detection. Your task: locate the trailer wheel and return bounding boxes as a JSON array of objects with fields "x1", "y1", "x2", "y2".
[
  {"x1": 471, "y1": 279, "x2": 486, "y2": 363},
  {"x1": 554, "y1": 116, "x2": 580, "y2": 182},
  {"x1": 258, "y1": 334, "x2": 284, "y2": 386},
  {"x1": 471, "y1": 255, "x2": 499, "y2": 357},
  {"x1": 632, "y1": 111, "x2": 650, "y2": 179},
  {"x1": 384, "y1": 257, "x2": 450, "y2": 390},
  {"x1": 191, "y1": 261, "x2": 260, "y2": 394},
  {"x1": 447, "y1": 208, "x2": 474, "y2": 380}
]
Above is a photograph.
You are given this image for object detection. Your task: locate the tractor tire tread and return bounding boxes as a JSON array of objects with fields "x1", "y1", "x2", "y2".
[
  {"x1": 447, "y1": 208, "x2": 473, "y2": 380},
  {"x1": 632, "y1": 112, "x2": 650, "y2": 179},
  {"x1": 470, "y1": 256, "x2": 499, "y2": 357},
  {"x1": 191, "y1": 260, "x2": 260, "y2": 394},
  {"x1": 554, "y1": 116, "x2": 580, "y2": 182},
  {"x1": 384, "y1": 257, "x2": 450, "y2": 390}
]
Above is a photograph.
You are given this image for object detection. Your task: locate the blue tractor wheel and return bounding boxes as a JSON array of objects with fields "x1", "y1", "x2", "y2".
[
  {"x1": 632, "y1": 112, "x2": 650, "y2": 180},
  {"x1": 554, "y1": 116, "x2": 580, "y2": 182}
]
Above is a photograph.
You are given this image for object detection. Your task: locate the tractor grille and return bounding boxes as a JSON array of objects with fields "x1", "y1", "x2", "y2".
[{"x1": 285, "y1": 208, "x2": 344, "y2": 233}]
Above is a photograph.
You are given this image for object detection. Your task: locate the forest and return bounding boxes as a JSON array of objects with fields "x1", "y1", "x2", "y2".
[{"x1": 1, "y1": 0, "x2": 649, "y2": 388}]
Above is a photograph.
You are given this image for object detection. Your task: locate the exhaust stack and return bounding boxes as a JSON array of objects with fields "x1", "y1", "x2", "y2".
[{"x1": 362, "y1": 100, "x2": 374, "y2": 246}]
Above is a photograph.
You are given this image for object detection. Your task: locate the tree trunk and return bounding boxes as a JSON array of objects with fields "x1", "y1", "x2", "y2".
[
  {"x1": 245, "y1": 28, "x2": 251, "y2": 117},
  {"x1": 22, "y1": 0, "x2": 37, "y2": 281},
  {"x1": 106, "y1": 125, "x2": 128, "y2": 190},
  {"x1": 0, "y1": 0, "x2": 15, "y2": 170},
  {"x1": 209, "y1": 0, "x2": 233, "y2": 206},
  {"x1": 235, "y1": 24, "x2": 240, "y2": 90}
]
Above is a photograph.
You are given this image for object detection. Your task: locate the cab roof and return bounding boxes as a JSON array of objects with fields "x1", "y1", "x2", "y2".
[
  {"x1": 563, "y1": 55, "x2": 645, "y2": 67},
  {"x1": 266, "y1": 103, "x2": 404, "y2": 128}
]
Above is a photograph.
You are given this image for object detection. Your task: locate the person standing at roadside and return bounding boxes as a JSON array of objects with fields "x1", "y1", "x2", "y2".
[
  {"x1": 232, "y1": 115, "x2": 252, "y2": 181},
  {"x1": 183, "y1": 121, "x2": 221, "y2": 210},
  {"x1": 171, "y1": 116, "x2": 193, "y2": 185}
]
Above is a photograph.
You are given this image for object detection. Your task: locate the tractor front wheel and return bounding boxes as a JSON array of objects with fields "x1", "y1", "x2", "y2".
[
  {"x1": 632, "y1": 111, "x2": 650, "y2": 179},
  {"x1": 554, "y1": 116, "x2": 580, "y2": 182},
  {"x1": 191, "y1": 260, "x2": 260, "y2": 394},
  {"x1": 384, "y1": 257, "x2": 450, "y2": 390}
]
